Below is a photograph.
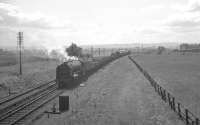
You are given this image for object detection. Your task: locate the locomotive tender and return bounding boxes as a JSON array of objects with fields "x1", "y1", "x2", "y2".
[{"x1": 56, "y1": 51, "x2": 130, "y2": 89}]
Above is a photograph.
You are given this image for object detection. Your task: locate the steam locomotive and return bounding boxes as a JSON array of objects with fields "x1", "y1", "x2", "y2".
[{"x1": 56, "y1": 51, "x2": 130, "y2": 89}]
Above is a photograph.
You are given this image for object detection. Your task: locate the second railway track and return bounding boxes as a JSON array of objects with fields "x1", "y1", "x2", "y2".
[{"x1": 0, "y1": 80, "x2": 63, "y2": 125}]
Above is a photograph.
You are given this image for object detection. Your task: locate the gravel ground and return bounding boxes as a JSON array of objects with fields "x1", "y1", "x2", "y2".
[{"x1": 32, "y1": 56, "x2": 183, "y2": 125}]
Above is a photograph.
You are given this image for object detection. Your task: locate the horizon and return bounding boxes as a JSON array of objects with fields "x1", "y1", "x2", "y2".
[{"x1": 0, "y1": 42, "x2": 182, "y2": 50}]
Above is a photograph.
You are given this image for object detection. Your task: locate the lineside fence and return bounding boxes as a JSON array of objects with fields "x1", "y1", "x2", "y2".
[{"x1": 128, "y1": 56, "x2": 199, "y2": 125}]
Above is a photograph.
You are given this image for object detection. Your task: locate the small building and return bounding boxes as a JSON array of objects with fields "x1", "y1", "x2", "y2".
[{"x1": 59, "y1": 93, "x2": 69, "y2": 112}]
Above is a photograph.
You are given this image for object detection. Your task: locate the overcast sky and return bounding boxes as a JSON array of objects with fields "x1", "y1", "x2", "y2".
[{"x1": 0, "y1": 0, "x2": 200, "y2": 49}]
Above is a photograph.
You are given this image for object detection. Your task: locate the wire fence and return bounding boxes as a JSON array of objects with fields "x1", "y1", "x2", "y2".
[{"x1": 128, "y1": 56, "x2": 199, "y2": 125}]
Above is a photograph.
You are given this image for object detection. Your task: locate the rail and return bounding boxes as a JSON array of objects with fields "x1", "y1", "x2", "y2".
[
  {"x1": 0, "y1": 79, "x2": 55, "y2": 105},
  {"x1": 0, "y1": 80, "x2": 61, "y2": 125}
]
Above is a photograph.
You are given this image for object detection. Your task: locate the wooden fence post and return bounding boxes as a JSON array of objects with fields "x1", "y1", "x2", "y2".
[
  {"x1": 178, "y1": 103, "x2": 182, "y2": 118},
  {"x1": 161, "y1": 88, "x2": 164, "y2": 100},
  {"x1": 168, "y1": 93, "x2": 171, "y2": 106},
  {"x1": 153, "y1": 81, "x2": 156, "y2": 88},
  {"x1": 196, "y1": 118, "x2": 199, "y2": 125},
  {"x1": 157, "y1": 86, "x2": 160, "y2": 95},
  {"x1": 160, "y1": 87, "x2": 163, "y2": 98},
  {"x1": 172, "y1": 97, "x2": 175, "y2": 111},
  {"x1": 163, "y1": 89, "x2": 166, "y2": 102},
  {"x1": 153, "y1": 81, "x2": 156, "y2": 91},
  {"x1": 159, "y1": 86, "x2": 162, "y2": 96},
  {"x1": 185, "y1": 109, "x2": 189, "y2": 125},
  {"x1": 156, "y1": 84, "x2": 159, "y2": 92}
]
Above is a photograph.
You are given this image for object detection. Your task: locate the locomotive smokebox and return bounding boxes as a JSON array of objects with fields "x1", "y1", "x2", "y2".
[
  {"x1": 56, "y1": 60, "x2": 84, "y2": 89},
  {"x1": 59, "y1": 93, "x2": 69, "y2": 112}
]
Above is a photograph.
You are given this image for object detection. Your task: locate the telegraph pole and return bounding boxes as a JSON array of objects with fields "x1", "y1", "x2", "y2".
[
  {"x1": 91, "y1": 46, "x2": 93, "y2": 57},
  {"x1": 98, "y1": 48, "x2": 100, "y2": 56},
  {"x1": 17, "y1": 32, "x2": 23, "y2": 75}
]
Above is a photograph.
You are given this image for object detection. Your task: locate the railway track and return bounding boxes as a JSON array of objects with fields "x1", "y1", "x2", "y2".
[
  {"x1": 0, "y1": 80, "x2": 55, "y2": 106},
  {"x1": 0, "y1": 80, "x2": 62, "y2": 125}
]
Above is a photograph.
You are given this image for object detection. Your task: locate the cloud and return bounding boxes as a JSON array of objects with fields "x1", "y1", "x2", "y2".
[
  {"x1": 0, "y1": 3, "x2": 71, "y2": 29},
  {"x1": 139, "y1": 4, "x2": 164, "y2": 13},
  {"x1": 186, "y1": 0, "x2": 200, "y2": 12},
  {"x1": 138, "y1": 27, "x2": 161, "y2": 35},
  {"x1": 0, "y1": 2, "x2": 78, "y2": 48},
  {"x1": 171, "y1": 0, "x2": 200, "y2": 12},
  {"x1": 166, "y1": 17, "x2": 200, "y2": 33},
  {"x1": 166, "y1": 0, "x2": 200, "y2": 33}
]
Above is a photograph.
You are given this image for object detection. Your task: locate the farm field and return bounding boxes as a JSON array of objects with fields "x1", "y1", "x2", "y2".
[
  {"x1": 133, "y1": 53, "x2": 200, "y2": 117},
  {"x1": 31, "y1": 56, "x2": 183, "y2": 125},
  {"x1": 0, "y1": 59, "x2": 59, "y2": 98}
]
